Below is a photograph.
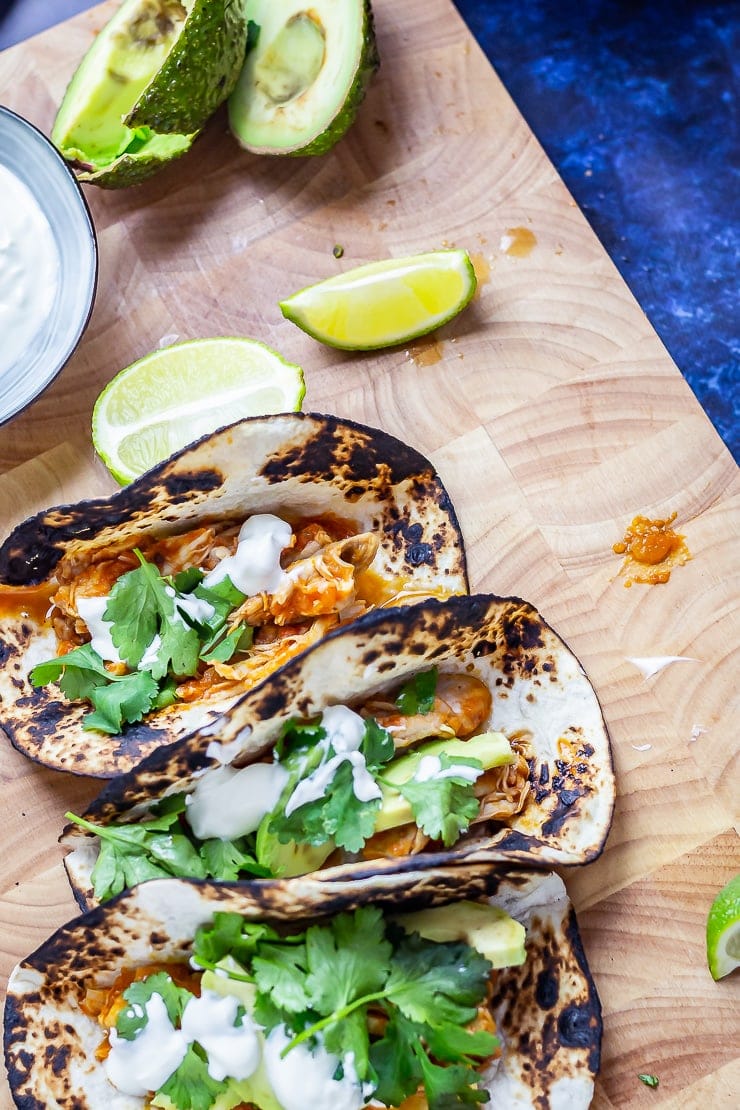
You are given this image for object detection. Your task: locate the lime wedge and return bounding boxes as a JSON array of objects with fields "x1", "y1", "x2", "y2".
[
  {"x1": 706, "y1": 872, "x2": 740, "y2": 980},
  {"x1": 92, "y1": 337, "x2": 305, "y2": 484},
  {"x1": 279, "y1": 249, "x2": 477, "y2": 350}
]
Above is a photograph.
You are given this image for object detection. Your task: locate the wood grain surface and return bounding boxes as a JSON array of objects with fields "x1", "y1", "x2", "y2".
[{"x1": 0, "y1": 1, "x2": 738, "y2": 1107}]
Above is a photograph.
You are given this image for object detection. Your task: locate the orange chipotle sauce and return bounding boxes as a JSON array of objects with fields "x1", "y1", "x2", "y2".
[{"x1": 613, "y1": 511, "x2": 691, "y2": 586}]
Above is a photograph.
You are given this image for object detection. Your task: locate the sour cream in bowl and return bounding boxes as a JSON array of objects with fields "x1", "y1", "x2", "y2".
[{"x1": 0, "y1": 106, "x2": 97, "y2": 425}]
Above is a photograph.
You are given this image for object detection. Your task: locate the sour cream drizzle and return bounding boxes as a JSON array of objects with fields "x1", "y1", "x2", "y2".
[
  {"x1": 263, "y1": 1025, "x2": 371, "y2": 1110},
  {"x1": 75, "y1": 596, "x2": 122, "y2": 664},
  {"x1": 179, "y1": 990, "x2": 261, "y2": 1082},
  {"x1": 204, "y1": 513, "x2": 292, "y2": 595},
  {"x1": 413, "y1": 754, "x2": 482, "y2": 784},
  {"x1": 105, "y1": 993, "x2": 188, "y2": 1097},
  {"x1": 186, "y1": 761, "x2": 290, "y2": 840},
  {"x1": 283, "y1": 705, "x2": 382, "y2": 817}
]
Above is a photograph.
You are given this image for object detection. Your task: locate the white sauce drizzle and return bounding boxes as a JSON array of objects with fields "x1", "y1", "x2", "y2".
[
  {"x1": 626, "y1": 656, "x2": 699, "y2": 680},
  {"x1": 204, "y1": 513, "x2": 292, "y2": 595},
  {"x1": 105, "y1": 993, "x2": 188, "y2": 1097},
  {"x1": 413, "y1": 754, "x2": 482, "y2": 784},
  {"x1": 283, "y1": 705, "x2": 382, "y2": 817},
  {"x1": 0, "y1": 165, "x2": 60, "y2": 376},
  {"x1": 263, "y1": 1025, "x2": 371, "y2": 1110},
  {"x1": 165, "y1": 585, "x2": 215, "y2": 627},
  {"x1": 185, "y1": 761, "x2": 290, "y2": 840},
  {"x1": 75, "y1": 596, "x2": 122, "y2": 664},
  {"x1": 179, "y1": 990, "x2": 260, "y2": 1082}
]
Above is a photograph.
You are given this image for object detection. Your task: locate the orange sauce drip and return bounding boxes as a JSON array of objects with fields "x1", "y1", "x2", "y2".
[
  {"x1": 501, "y1": 226, "x2": 537, "y2": 257},
  {"x1": 407, "y1": 336, "x2": 444, "y2": 366},
  {"x1": 470, "y1": 251, "x2": 491, "y2": 288},
  {"x1": 0, "y1": 582, "x2": 56, "y2": 623},
  {"x1": 613, "y1": 511, "x2": 691, "y2": 587}
]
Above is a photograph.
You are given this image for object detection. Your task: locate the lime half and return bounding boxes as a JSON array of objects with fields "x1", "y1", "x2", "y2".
[
  {"x1": 93, "y1": 337, "x2": 305, "y2": 484},
  {"x1": 706, "y1": 872, "x2": 740, "y2": 980},
  {"x1": 279, "y1": 249, "x2": 477, "y2": 350}
]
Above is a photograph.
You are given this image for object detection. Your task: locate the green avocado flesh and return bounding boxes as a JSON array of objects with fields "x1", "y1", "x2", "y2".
[
  {"x1": 228, "y1": 0, "x2": 379, "y2": 155},
  {"x1": 52, "y1": 0, "x2": 249, "y2": 187}
]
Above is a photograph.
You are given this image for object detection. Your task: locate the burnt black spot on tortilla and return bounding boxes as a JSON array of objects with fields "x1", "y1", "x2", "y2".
[
  {"x1": 44, "y1": 1042, "x2": 72, "y2": 1076},
  {"x1": 361, "y1": 649, "x2": 380, "y2": 665},
  {"x1": 578, "y1": 744, "x2": 595, "y2": 758},
  {"x1": 472, "y1": 638, "x2": 497, "y2": 658},
  {"x1": 406, "y1": 542, "x2": 433, "y2": 566},
  {"x1": 558, "y1": 1003, "x2": 600, "y2": 1050},
  {"x1": 377, "y1": 661, "x2": 396, "y2": 673},
  {"x1": 505, "y1": 614, "x2": 544, "y2": 653},
  {"x1": 539, "y1": 764, "x2": 550, "y2": 784},
  {"x1": 535, "y1": 967, "x2": 560, "y2": 1010},
  {"x1": 0, "y1": 468, "x2": 223, "y2": 584},
  {"x1": 542, "y1": 788, "x2": 584, "y2": 837}
]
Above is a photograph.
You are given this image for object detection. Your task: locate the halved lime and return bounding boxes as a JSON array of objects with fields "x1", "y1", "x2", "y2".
[
  {"x1": 279, "y1": 249, "x2": 477, "y2": 350},
  {"x1": 706, "y1": 872, "x2": 740, "y2": 980},
  {"x1": 92, "y1": 337, "x2": 305, "y2": 484}
]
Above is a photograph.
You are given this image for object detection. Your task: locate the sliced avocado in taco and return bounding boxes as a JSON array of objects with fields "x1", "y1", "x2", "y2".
[
  {"x1": 63, "y1": 594, "x2": 614, "y2": 910},
  {"x1": 0, "y1": 413, "x2": 467, "y2": 778},
  {"x1": 3, "y1": 868, "x2": 602, "y2": 1108}
]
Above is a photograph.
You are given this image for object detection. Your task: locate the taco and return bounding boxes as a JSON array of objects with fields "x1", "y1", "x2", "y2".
[
  {"x1": 63, "y1": 594, "x2": 614, "y2": 911},
  {"x1": 0, "y1": 413, "x2": 467, "y2": 777},
  {"x1": 3, "y1": 868, "x2": 602, "y2": 1109}
]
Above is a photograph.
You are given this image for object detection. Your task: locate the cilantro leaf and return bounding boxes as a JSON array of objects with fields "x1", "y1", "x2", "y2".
[
  {"x1": 116, "y1": 972, "x2": 192, "y2": 1040},
  {"x1": 369, "y1": 1009, "x2": 425, "y2": 1106},
  {"x1": 199, "y1": 836, "x2": 271, "y2": 881},
  {"x1": 65, "y1": 810, "x2": 206, "y2": 902},
  {"x1": 194, "y1": 575, "x2": 245, "y2": 611},
  {"x1": 275, "y1": 717, "x2": 327, "y2": 762},
  {"x1": 105, "y1": 556, "x2": 199, "y2": 678},
  {"x1": 271, "y1": 760, "x2": 381, "y2": 852},
  {"x1": 304, "y1": 907, "x2": 392, "y2": 1016},
  {"x1": 192, "y1": 912, "x2": 280, "y2": 972},
  {"x1": 157, "y1": 1044, "x2": 229, "y2": 1110},
  {"x1": 423, "y1": 1022, "x2": 499, "y2": 1064},
  {"x1": 173, "y1": 567, "x2": 203, "y2": 594},
  {"x1": 385, "y1": 931, "x2": 492, "y2": 1028},
  {"x1": 323, "y1": 1007, "x2": 372, "y2": 1081},
  {"x1": 82, "y1": 669, "x2": 159, "y2": 734},
  {"x1": 200, "y1": 623, "x2": 253, "y2": 664},
  {"x1": 395, "y1": 668, "x2": 438, "y2": 715},
  {"x1": 29, "y1": 643, "x2": 111, "y2": 688},
  {"x1": 393, "y1": 755, "x2": 483, "y2": 847},
  {"x1": 362, "y1": 716, "x2": 396, "y2": 766},
  {"x1": 413, "y1": 1044, "x2": 489, "y2": 1108},
  {"x1": 252, "y1": 942, "x2": 311, "y2": 1013}
]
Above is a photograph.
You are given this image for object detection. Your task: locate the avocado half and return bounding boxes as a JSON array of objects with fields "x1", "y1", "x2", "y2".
[
  {"x1": 228, "y1": 0, "x2": 379, "y2": 156},
  {"x1": 52, "y1": 0, "x2": 251, "y2": 187}
]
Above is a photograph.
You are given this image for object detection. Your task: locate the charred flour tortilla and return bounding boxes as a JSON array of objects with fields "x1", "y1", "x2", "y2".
[
  {"x1": 0, "y1": 413, "x2": 466, "y2": 777},
  {"x1": 64, "y1": 595, "x2": 614, "y2": 911},
  {"x1": 4, "y1": 869, "x2": 601, "y2": 1109}
]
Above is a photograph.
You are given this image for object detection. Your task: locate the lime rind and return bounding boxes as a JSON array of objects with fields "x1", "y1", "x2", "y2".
[
  {"x1": 92, "y1": 337, "x2": 305, "y2": 484},
  {"x1": 706, "y1": 872, "x2": 740, "y2": 981},
  {"x1": 279, "y1": 249, "x2": 477, "y2": 350}
]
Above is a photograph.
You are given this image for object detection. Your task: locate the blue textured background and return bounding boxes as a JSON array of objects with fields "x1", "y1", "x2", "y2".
[{"x1": 1, "y1": 0, "x2": 737, "y2": 460}]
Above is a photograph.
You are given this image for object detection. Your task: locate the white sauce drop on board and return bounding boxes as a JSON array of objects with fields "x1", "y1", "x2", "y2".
[
  {"x1": 204, "y1": 513, "x2": 292, "y2": 595},
  {"x1": 180, "y1": 990, "x2": 261, "y2": 1082},
  {"x1": 185, "y1": 761, "x2": 290, "y2": 840},
  {"x1": 626, "y1": 656, "x2": 699, "y2": 680},
  {"x1": 75, "y1": 596, "x2": 122, "y2": 664},
  {"x1": 263, "y1": 1025, "x2": 371, "y2": 1110},
  {"x1": 105, "y1": 994, "x2": 188, "y2": 1097},
  {"x1": 283, "y1": 705, "x2": 382, "y2": 817},
  {"x1": 413, "y1": 754, "x2": 482, "y2": 784},
  {"x1": 0, "y1": 165, "x2": 60, "y2": 376}
]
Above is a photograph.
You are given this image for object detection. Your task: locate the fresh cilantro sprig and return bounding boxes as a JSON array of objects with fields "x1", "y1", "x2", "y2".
[
  {"x1": 395, "y1": 667, "x2": 438, "y2": 715},
  {"x1": 158, "y1": 1045, "x2": 229, "y2": 1110},
  {"x1": 116, "y1": 972, "x2": 192, "y2": 1040},
  {"x1": 66, "y1": 801, "x2": 269, "y2": 902},
  {"x1": 385, "y1": 754, "x2": 484, "y2": 847},
  {"x1": 268, "y1": 717, "x2": 395, "y2": 852},
  {"x1": 29, "y1": 644, "x2": 160, "y2": 734},
  {"x1": 30, "y1": 554, "x2": 250, "y2": 734},
  {"x1": 190, "y1": 906, "x2": 499, "y2": 1110}
]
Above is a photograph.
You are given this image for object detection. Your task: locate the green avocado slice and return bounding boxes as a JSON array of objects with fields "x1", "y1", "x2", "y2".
[
  {"x1": 228, "y1": 0, "x2": 379, "y2": 156},
  {"x1": 52, "y1": 0, "x2": 251, "y2": 187}
]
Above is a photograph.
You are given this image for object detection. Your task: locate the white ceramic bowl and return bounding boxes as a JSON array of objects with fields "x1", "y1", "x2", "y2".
[{"x1": 0, "y1": 106, "x2": 97, "y2": 425}]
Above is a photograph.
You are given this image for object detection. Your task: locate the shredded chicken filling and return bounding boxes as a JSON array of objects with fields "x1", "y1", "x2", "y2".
[{"x1": 46, "y1": 515, "x2": 380, "y2": 703}]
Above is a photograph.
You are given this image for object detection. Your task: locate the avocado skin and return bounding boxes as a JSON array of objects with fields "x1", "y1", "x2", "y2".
[
  {"x1": 290, "y1": 1, "x2": 380, "y2": 157},
  {"x1": 127, "y1": 0, "x2": 252, "y2": 135},
  {"x1": 70, "y1": 136, "x2": 195, "y2": 189}
]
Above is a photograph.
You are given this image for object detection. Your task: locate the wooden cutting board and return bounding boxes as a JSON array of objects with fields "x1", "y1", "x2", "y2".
[{"x1": 0, "y1": 2, "x2": 738, "y2": 1107}]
